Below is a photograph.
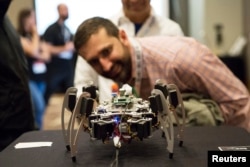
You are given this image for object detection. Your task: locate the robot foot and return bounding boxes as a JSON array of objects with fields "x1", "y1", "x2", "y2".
[
  {"x1": 72, "y1": 156, "x2": 76, "y2": 162},
  {"x1": 66, "y1": 145, "x2": 71, "y2": 151},
  {"x1": 161, "y1": 132, "x2": 165, "y2": 138},
  {"x1": 179, "y1": 141, "x2": 183, "y2": 147},
  {"x1": 169, "y1": 153, "x2": 174, "y2": 159}
]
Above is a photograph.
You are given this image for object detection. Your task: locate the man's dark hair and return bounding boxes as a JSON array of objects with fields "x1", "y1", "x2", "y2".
[{"x1": 74, "y1": 17, "x2": 119, "y2": 53}]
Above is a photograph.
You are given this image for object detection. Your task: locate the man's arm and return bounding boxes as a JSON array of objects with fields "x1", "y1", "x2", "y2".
[
  {"x1": 47, "y1": 41, "x2": 74, "y2": 55},
  {"x1": 169, "y1": 38, "x2": 250, "y2": 132}
]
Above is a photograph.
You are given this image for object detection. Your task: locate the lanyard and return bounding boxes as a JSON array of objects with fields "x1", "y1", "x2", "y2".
[{"x1": 130, "y1": 39, "x2": 143, "y2": 96}]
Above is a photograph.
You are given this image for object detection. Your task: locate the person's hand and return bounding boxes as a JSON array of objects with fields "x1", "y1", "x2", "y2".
[
  {"x1": 31, "y1": 24, "x2": 38, "y2": 36},
  {"x1": 38, "y1": 41, "x2": 51, "y2": 62},
  {"x1": 65, "y1": 41, "x2": 74, "y2": 51}
]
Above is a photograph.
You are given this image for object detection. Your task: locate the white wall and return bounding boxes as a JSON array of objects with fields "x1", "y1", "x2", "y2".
[
  {"x1": 205, "y1": 0, "x2": 243, "y2": 55},
  {"x1": 188, "y1": 0, "x2": 205, "y2": 43},
  {"x1": 188, "y1": 0, "x2": 244, "y2": 56}
]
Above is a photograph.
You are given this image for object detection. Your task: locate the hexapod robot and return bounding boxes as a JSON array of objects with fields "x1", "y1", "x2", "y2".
[{"x1": 61, "y1": 80, "x2": 185, "y2": 164}]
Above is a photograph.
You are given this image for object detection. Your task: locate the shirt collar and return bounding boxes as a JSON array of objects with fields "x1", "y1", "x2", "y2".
[{"x1": 116, "y1": 7, "x2": 156, "y2": 27}]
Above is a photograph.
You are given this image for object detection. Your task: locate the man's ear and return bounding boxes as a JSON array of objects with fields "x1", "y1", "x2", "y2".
[{"x1": 119, "y1": 29, "x2": 129, "y2": 45}]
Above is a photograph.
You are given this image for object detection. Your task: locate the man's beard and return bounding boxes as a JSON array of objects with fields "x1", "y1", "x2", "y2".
[
  {"x1": 61, "y1": 14, "x2": 68, "y2": 21},
  {"x1": 102, "y1": 45, "x2": 131, "y2": 83}
]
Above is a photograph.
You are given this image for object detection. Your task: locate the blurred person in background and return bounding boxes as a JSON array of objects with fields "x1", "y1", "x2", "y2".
[
  {"x1": 0, "y1": 0, "x2": 35, "y2": 151},
  {"x1": 43, "y1": 3, "x2": 75, "y2": 104},
  {"x1": 17, "y1": 8, "x2": 51, "y2": 130},
  {"x1": 74, "y1": 0, "x2": 184, "y2": 102}
]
